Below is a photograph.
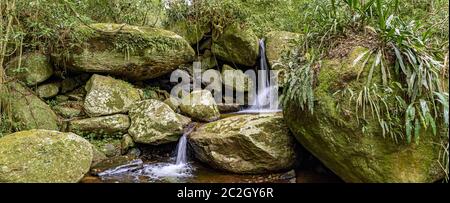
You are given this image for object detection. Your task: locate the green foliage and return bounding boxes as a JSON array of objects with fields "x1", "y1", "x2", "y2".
[
  {"x1": 164, "y1": 0, "x2": 307, "y2": 37},
  {"x1": 80, "y1": 0, "x2": 165, "y2": 26},
  {"x1": 282, "y1": 51, "x2": 316, "y2": 114}
]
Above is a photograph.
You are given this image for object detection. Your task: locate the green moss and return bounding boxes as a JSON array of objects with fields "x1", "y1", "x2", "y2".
[
  {"x1": 179, "y1": 90, "x2": 220, "y2": 122},
  {"x1": 189, "y1": 113, "x2": 296, "y2": 174},
  {"x1": 212, "y1": 24, "x2": 259, "y2": 66},
  {"x1": 0, "y1": 130, "x2": 93, "y2": 183},
  {"x1": 68, "y1": 114, "x2": 130, "y2": 137},
  {"x1": 84, "y1": 74, "x2": 141, "y2": 117},
  {"x1": 55, "y1": 23, "x2": 195, "y2": 80},
  {"x1": 5, "y1": 53, "x2": 53, "y2": 86},
  {"x1": 2, "y1": 82, "x2": 59, "y2": 131},
  {"x1": 128, "y1": 99, "x2": 190, "y2": 145}
]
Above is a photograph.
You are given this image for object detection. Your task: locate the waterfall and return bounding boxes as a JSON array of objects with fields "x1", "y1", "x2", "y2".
[
  {"x1": 240, "y1": 39, "x2": 280, "y2": 113},
  {"x1": 175, "y1": 123, "x2": 194, "y2": 164},
  {"x1": 137, "y1": 124, "x2": 195, "y2": 180}
]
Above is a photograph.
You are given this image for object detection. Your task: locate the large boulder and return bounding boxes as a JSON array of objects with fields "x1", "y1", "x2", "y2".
[
  {"x1": 128, "y1": 99, "x2": 191, "y2": 145},
  {"x1": 212, "y1": 24, "x2": 259, "y2": 66},
  {"x1": 68, "y1": 114, "x2": 130, "y2": 137},
  {"x1": 179, "y1": 90, "x2": 220, "y2": 122},
  {"x1": 189, "y1": 114, "x2": 296, "y2": 174},
  {"x1": 84, "y1": 74, "x2": 141, "y2": 117},
  {"x1": 0, "y1": 82, "x2": 59, "y2": 131},
  {"x1": 265, "y1": 31, "x2": 301, "y2": 86},
  {"x1": 5, "y1": 53, "x2": 53, "y2": 86},
  {"x1": 53, "y1": 23, "x2": 195, "y2": 80},
  {"x1": 0, "y1": 130, "x2": 93, "y2": 183},
  {"x1": 283, "y1": 46, "x2": 446, "y2": 183}
]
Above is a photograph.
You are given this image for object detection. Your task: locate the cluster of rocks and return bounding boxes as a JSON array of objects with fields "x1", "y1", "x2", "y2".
[{"x1": 0, "y1": 23, "x2": 302, "y2": 182}]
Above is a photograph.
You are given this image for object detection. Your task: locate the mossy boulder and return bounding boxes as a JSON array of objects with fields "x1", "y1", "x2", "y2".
[
  {"x1": 121, "y1": 134, "x2": 136, "y2": 155},
  {"x1": 36, "y1": 82, "x2": 60, "y2": 99},
  {"x1": 100, "y1": 143, "x2": 119, "y2": 157},
  {"x1": 164, "y1": 97, "x2": 180, "y2": 111},
  {"x1": 221, "y1": 64, "x2": 254, "y2": 92},
  {"x1": 0, "y1": 129, "x2": 93, "y2": 183},
  {"x1": 91, "y1": 145, "x2": 107, "y2": 167},
  {"x1": 189, "y1": 114, "x2": 296, "y2": 174},
  {"x1": 1, "y1": 82, "x2": 59, "y2": 131},
  {"x1": 128, "y1": 99, "x2": 191, "y2": 145},
  {"x1": 167, "y1": 21, "x2": 210, "y2": 45},
  {"x1": 52, "y1": 101, "x2": 84, "y2": 118},
  {"x1": 84, "y1": 74, "x2": 141, "y2": 117},
  {"x1": 212, "y1": 24, "x2": 259, "y2": 66},
  {"x1": 54, "y1": 23, "x2": 195, "y2": 80},
  {"x1": 5, "y1": 53, "x2": 53, "y2": 86},
  {"x1": 68, "y1": 114, "x2": 130, "y2": 137},
  {"x1": 283, "y1": 46, "x2": 446, "y2": 183},
  {"x1": 179, "y1": 90, "x2": 220, "y2": 122},
  {"x1": 265, "y1": 31, "x2": 301, "y2": 86}
]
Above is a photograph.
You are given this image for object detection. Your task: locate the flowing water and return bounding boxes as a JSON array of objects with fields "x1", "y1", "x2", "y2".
[
  {"x1": 98, "y1": 124, "x2": 196, "y2": 181},
  {"x1": 239, "y1": 39, "x2": 281, "y2": 114}
]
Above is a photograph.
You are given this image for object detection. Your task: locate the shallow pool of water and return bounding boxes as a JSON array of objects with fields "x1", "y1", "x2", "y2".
[{"x1": 81, "y1": 156, "x2": 341, "y2": 183}]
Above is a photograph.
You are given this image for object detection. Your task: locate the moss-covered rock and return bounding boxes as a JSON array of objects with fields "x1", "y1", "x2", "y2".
[
  {"x1": 164, "y1": 97, "x2": 180, "y2": 111},
  {"x1": 265, "y1": 31, "x2": 301, "y2": 86},
  {"x1": 189, "y1": 114, "x2": 296, "y2": 174},
  {"x1": 283, "y1": 46, "x2": 446, "y2": 183},
  {"x1": 179, "y1": 90, "x2": 220, "y2": 122},
  {"x1": 217, "y1": 103, "x2": 241, "y2": 113},
  {"x1": 0, "y1": 129, "x2": 93, "y2": 183},
  {"x1": 91, "y1": 146, "x2": 107, "y2": 167},
  {"x1": 1, "y1": 82, "x2": 59, "y2": 131},
  {"x1": 212, "y1": 24, "x2": 259, "y2": 66},
  {"x1": 68, "y1": 114, "x2": 130, "y2": 137},
  {"x1": 128, "y1": 99, "x2": 191, "y2": 145},
  {"x1": 5, "y1": 53, "x2": 53, "y2": 86},
  {"x1": 100, "y1": 143, "x2": 118, "y2": 157},
  {"x1": 84, "y1": 74, "x2": 141, "y2": 117},
  {"x1": 166, "y1": 21, "x2": 210, "y2": 45},
  {"x1": 121, "y1": 134, "x2": 136, "y2": 155},
  {"x1": 36, "y1": 82, "x2": 60, "y2": 99},
  {"x1": 54, "y1": 23, "x2": 195, "y2": 80},
  {"x1": 221, "y1": 64, "x2": 254, "y2": 92},
  {"x1": 52, "y1": 101, "x2": 84, "y2": 119}
]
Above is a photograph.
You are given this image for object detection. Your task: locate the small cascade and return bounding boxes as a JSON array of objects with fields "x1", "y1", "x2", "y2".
[
  {"x1": 98, "y1": 124, "x2": 196, "y2": 181},
  {"x1": 175, "y1": 124, "x2": 195, "y2": 164},
  {"x1": 240, "y1": 39, "x2": 280, "y2": 113},
  {"x1": 139, "y1": 123, "x2": 196, "y2": 180}
]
